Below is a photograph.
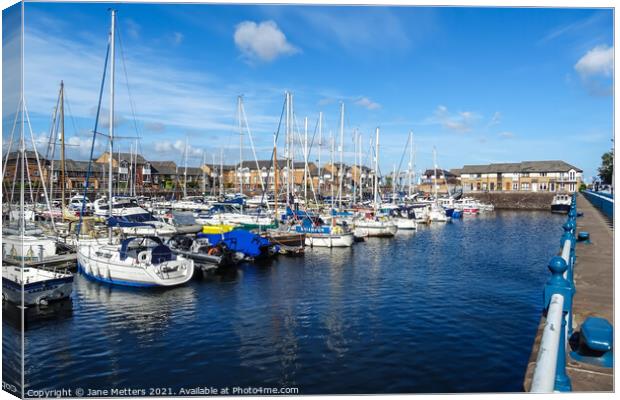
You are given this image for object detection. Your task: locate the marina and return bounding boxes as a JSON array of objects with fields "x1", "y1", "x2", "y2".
[
  {"x1": 4, "y1": 210, "x2": 569, "y2": 393},
  {"x1": 1, "y1": 3, "x2": 614, "y2": 397}
]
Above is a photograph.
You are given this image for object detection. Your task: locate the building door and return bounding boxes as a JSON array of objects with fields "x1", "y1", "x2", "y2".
[
  {"x1": 532, "y1": 183, "x2": 538, "y2": 192},
  {"x1": 490, "y1": 182, "x2": 495, "y2": 191}
]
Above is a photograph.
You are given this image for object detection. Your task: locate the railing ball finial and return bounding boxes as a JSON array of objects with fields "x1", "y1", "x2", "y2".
[{"x1": 548, "y1": 255, "x2": 568, "y2": 277}]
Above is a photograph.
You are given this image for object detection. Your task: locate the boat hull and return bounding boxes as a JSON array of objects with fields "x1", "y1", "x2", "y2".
[
  {"x1": 305, "y1": 233, "x2": 354, "y2": 247},
  {"x1": 77, "y1": 247, "x2": 194, "y2": 287},
  {"x1": 551, "y1": 204, "x2": 571, "y2": 214},
  {"x1": 2, "y1": 266, "x2": 73, "y2": 306}
]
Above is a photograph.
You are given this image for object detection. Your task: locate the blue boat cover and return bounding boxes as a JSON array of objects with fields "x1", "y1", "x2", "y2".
[
  {"x1": 119, "y1": 236, "x2": 165, "y2": 261},
  {"x1": 197, "y1": 229, "x2": 270, "y2": 257},
  {"x1": 107, "y1": 215, "x2": 156, "y2": 227}
]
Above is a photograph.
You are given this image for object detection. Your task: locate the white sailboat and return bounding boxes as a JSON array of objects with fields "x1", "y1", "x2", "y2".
[
  {"x1": 354, "y1": 128, "x2": 398, "y2": 237},
  {"x1": 77, "y1": 10, "x2": 193, "y2": 287},
  {"x1": 429, "y1": 147, "x2": 450, "y2": 223}
]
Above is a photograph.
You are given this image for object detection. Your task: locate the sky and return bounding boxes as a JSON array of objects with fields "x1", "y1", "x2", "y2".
[{"x1": 2, "y1": 3, "x2": 614, "y2": 181}]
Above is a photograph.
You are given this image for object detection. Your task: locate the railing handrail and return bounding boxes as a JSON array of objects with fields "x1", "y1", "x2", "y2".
[
  {"x1": 531, "y1": 293, "x2": 565, "y2": 392},
  {"x1": 529, "y1": 193, "x2": 577, "y2": 393},
  {"x1": 583, "y1": 190, "x2": 614, "y2": 202}
]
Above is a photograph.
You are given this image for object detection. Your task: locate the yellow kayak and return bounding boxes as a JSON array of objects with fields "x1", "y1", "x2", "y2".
[{"x1": 202, "y1": 224, "x2": 235, "y2": 234}]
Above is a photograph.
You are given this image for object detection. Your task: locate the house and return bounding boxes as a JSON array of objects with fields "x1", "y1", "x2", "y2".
[
  {"x1": 51, "y1": 159, "x2": 101, "y2": 190},
  {"x1": 417, "y1": 169, "x2": 460, "y2": 194},
  {"x1": 95, "y1": 152, "x2": 147, "y2": 189},
  {"x1": 149, "y1": 161, "x2": 177, "y2": 189},
  {"x1": 459, "y1": 160, "x2": 583, "y2": 193}
]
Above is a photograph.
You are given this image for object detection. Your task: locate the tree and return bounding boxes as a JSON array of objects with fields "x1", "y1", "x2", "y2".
[{"x1": 598, "y1": 150, "x2": 613, "y2": 184}]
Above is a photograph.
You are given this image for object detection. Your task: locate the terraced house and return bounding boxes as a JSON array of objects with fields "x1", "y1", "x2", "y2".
[{"x1": 459, "y1": 160, "x2": 582, "y2": 193}]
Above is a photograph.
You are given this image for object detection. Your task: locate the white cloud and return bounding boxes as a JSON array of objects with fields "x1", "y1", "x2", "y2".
[
  {"x1": 154, "y1": 140, "x2": 203, "y2": 158},
  {"x1": 355, "y1": 97, "x2": 381, "y2": 110},
  {"x1": 488, "y1": 111, "x2": 501, "y2": 127},
  {"x1": 498, "y1": 131, "x2": 514, "y2": 139},
  {"x1": 574, "y1": 45, "x2": 613, "y2": 78},
  {"x1": 173, "y1": 32, "x2": 184, "y2": 45},
  {"x1": 233, "y1": 20, "x2": 298, "y2": 63},
  {"x1": 433, "y1": 105, "x2": 478, "y2": 133}
]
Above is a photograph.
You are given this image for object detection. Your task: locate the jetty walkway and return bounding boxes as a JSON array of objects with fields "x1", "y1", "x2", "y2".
[{"x1": 524, "y1": 192, "x2": 613, "y2": 392}]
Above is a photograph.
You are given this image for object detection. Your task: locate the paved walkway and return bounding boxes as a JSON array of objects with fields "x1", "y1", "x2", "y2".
[{"x1": 524, "y1": 193, "x2": 613, "y2": 391}]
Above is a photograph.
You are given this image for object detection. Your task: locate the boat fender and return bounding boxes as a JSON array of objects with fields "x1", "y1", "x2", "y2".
[
  {"x1": 138, "y1": 251, "x2": 151, "y2": 264},
  {"x1": 208, "y1": 247, "x2": 220, "y2": 256}
]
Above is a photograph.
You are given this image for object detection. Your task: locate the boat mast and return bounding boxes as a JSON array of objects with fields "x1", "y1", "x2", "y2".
[
  {"x1": 358, "y1": 132, "x2": 362, "y2": 203},
  {"x1": 108, "y1": 9, "x2": 116, "y2": 244},
  {"x1": 284, "y1": 92, "x2": 290, "y2": 207},
  {"x1": 374, "y1": 127, "x2": 380, "y2": 212},
  {"x1": 317, "y1": 111, "x2": 322, "y2": 197},
  {"x1": 338, "y1": 101, "x2": 344, "y2": 209},
  {"x1": 433, "y1": 146, "x2": 438, "y2": 201},
  {"x1": 202, "y1": 150, "x2": 206, "y2": 195},
  {"x1": 219, "y1": 148, "x2": 224, "y2": 197},
  {"x1": 304, "y1": 116, "x2": 308, "y2": 203},
  {"x1": 273, "y1": 130, "x2": 278, "y2": 220},
  {"x1": 183, "y1": 136, "x2": 188, "y2": 198},
  {"x1": 59, "y1": 80, "x2": 66, "y2": 211},
  {"x1": 237, "y1": 95, "x2": 243, "y2": 195},
  {"x1": 351, "y1": 128, "x2": 359, "y2": 204},
  {"x1": 408, "y1": 131, "x2": 413, "y2": 197},
  {"x1": 392, "y1": 163, "x2": 397, "y2": 203},
  {"x1": 330, "y1": 131, "x2": 335, "y2": 210}
]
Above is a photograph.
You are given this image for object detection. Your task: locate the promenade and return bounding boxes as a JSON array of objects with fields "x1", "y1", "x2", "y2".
[{"x1": 524, "y1": 193, "x2": 614, "y2": 391}]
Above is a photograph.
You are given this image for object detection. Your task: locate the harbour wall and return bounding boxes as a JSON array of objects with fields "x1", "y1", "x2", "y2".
[{"x1": 467, "y1": 192, "x2": 556, "y2": 210}]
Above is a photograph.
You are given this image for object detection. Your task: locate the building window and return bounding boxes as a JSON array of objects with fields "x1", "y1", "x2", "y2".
[
  {"x1": 550, "y1": 182, "x2": 555, "y2": 192},
  {"x1": 521, "y1": 183, "x2": 530, "y2": 191},
  {"x1": 569, "y1": 170, "x2": 576, "y2": 180},
  {"x1": 540, "y1": 172, "x2": 547, "y2": 177}
]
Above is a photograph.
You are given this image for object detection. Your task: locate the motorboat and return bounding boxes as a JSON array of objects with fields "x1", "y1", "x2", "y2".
[
  {"x1": 551, "y1": 193, "x2": 572, "y2": 214},
  {"x1": 2, "y1": 265, "x2": 73, "y2": 306}
]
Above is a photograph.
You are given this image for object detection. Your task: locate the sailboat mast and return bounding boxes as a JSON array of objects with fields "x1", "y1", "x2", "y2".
[
  {"x1": 202, "y1": 150, "x2": 206, "y2": 195},
  {"x1": 273, "y1": 130, "x2": 278, "y2": 219},
  {"x1": 59, "y1": 80, "x2": 66, "y2": 210},
  {"x1": 183, "y1": 136, "x2": 188, "y2": 198},
  {"x1": 237, "y1": 95, "x2": 243, "y2": 195},
  {"x1": 108, "y1": 9, "x2": 116, "y2": 243},
  {"x1": 304, "y1": 116, "x2": 308, "y2": 202},
  {"x1": 338, "y1": 101, "x2": 344, "y2": 208},
  {"x1": 374, "y1": 127, "x2": 379, "y2": 211},
  {"x1": 219, "y1": 148, "x2": 224, "y2": 197},
  {"x1": 408, "y1": 131, "x2": 413, "y2": 197},
  {"x1": 433, "y1": 146, "x2": 438, "y2": 200},
  {"x1": 330, "y1": 131, "x2": 334, "y2": 210},
  {"x1": 317, "y1": 111, "x2": 322, "y2": 197},
  {"x1": 284, "y1": 92, "x2": 290, "y2": 206}
]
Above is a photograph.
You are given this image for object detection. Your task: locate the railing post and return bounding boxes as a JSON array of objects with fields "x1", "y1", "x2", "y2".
[{"x1": 543, "y1": 256, "x2": 574, "y2": 392}]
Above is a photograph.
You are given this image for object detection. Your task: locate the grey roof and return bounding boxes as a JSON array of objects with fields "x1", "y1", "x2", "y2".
[
  {"x1": 51, "y1": 159, "x2": 92, "y2": 172},
  {"x1": 460, "y1": 160, "x2": 582, "y2": 174},
  {"x1": 423, "y1": 169, "x2": 456, "y2": 178},
  {"x1": 236, "y1": 159, "x2": 287, "y2": 169},
  {"x1": 150, "y1": 161, "x2": 177, "y2": 175},
  {"x1": 184, "y1": 167, "x2": 203, "y2": 176},
  {"x1": 4, "y1": 151, "x2": 48, "y2": 162}
]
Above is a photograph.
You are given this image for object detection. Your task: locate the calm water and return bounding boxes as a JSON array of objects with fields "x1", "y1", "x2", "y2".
[{"x1": 4, "y1": 211, "x2": 566, "y2": 394}]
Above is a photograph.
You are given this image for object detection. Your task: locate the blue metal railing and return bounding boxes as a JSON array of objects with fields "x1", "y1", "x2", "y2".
[
  {"x1": 530, "y1": 193, "x2": 577, "y2": 392},
  {"x1": 582, "y1": 190, "x2": 613, "y2": 220}
]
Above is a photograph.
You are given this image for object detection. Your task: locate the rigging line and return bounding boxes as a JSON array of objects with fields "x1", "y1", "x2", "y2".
[
  {"x1": 256, "y1": 94, "x2": 287, "y2": 214},
  {"x1": 394, "y1": 133, "x2": 411, "y2": 192},
  {"x1": 116, "y1": 20, "x2": 142, "y2": 141},
  {"x1": 63, "y1": 90, "x2": 83, "y2": 138},
  {"x1": 77, "y1": 38, "x2": 111, "y2": 236}
]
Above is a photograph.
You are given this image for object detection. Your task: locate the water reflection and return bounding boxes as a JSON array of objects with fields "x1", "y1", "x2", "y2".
[{"x1": 17, "y1": 211, "x2": 566, "y2": 393}]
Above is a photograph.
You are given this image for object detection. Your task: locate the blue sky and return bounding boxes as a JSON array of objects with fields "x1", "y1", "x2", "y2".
[{"x1": 3, "y1": 3, "x2": 614, "y2": 181}]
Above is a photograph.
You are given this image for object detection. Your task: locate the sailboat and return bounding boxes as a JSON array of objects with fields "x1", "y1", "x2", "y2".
[
  {"x1": 77, "y1": 10, "x2": 193, "y2": 287},
  {"x1": 429, "y1": 147, "x2": 450, "y2": 223},
  {"x1": 353, "y1": 127, "x2": 398, "y2": 237}
]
